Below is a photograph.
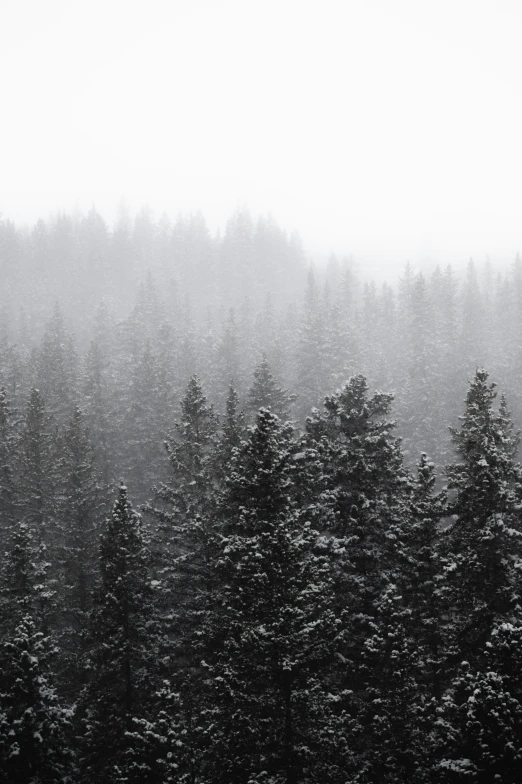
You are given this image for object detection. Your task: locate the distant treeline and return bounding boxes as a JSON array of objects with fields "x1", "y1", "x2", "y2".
[{"x1": 2, "y1": 208, "x2": 522, "y2": 482}]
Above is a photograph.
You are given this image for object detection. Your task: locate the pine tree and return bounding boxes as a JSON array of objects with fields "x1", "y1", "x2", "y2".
[
  {"x1": 362, "y1": 454, "x2": 448, "y2": 782},
  {"x1": 303, "y1": 375, "x2": 416, "y2": 779},
  {"x1": 120, "y1": 342, "x2": 173, "y2": 503},
  {"x1": 56, "y1": 406, "x2": 106, "y2": 618},
  {"x1": 305, "y1": 374, "x2": 410, "y2": 614},
  {"x1": 0, "y1": 522, "x2": 34, "y2": 635},
  {"x1": 396, "y1": 273, "x2": 442, "y2": 464},
  {"x1": 247, "y1": 353, "x2": 293, "y2": 420},
  {"x1": 215, "y1": 309, "x2": 243, "y2": 406},
  {"x1": 201, "y1": 408, "x2": 338, "y2": 783},
  {"x1": 125, "y1": 684, "x2": 199, "y2": 784},
  {"x1": 15, "y1": 389, "x2": 58, "y2": 633},
  {"x1": 80, "y1": 484, "x2": 155, "y2": 782},
  {"x1": 34, "y1": 303, "x2": 78, "y2": 426},
  {"x1": 82, "y1": 337, "x2": 114, "y2": 485},
  {"x1": 436, "y1": 661, "x2": 522, "y2": 783},
  {"x1": 147, "y1": 375, "x2": 219, "y2": 611},
  {"x1": 407, "y1": 453, "x2": 447, "y2": 701},
  {"x1": 0, "y1": 386, "x2": 18, "y2": 551},
  {"x1": 295, "y1": 267, "x2": 330, "y2": 419},
  {"x1": 16, "y1": 389, "x2": 56, "y2": 541},
  {"x1": 215, "y1": 383, "x2": 245, "y2": 478},
  {"x1": 53, "y1": 406, "x2": 107, "y2": 697},
  {"x1": 444, "y1": 369, "x2": 522, "y2": 666},
  {"x1": 144, "y1": 376, "x2": 220, "y2": 775},
  {"x1": 0, "y1": 615, "x2": 72, "y2": 783}
]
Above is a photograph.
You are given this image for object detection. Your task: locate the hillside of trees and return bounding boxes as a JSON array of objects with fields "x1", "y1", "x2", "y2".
[{"x1": 1, "y1": 207, "x2": 522, "y2": 781}]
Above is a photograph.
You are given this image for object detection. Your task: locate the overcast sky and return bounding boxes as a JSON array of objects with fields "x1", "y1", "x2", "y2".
[{"x1": 2, "y1": 0, "x2": 522, "y2": 272}]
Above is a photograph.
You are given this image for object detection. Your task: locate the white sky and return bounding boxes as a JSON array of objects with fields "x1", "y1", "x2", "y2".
[{"x1": 2, "y1": 0, "x2": 522, "y2": 272}]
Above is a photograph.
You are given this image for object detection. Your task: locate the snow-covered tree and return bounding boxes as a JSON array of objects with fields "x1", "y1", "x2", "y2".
[
  {"x1": 15, "y1": 389, "x2": 58, "y2": 633},
  {"x1": 0, "y1": 615, "x2": 72, "y2": 783},
  {"x1": 34, "y1": 303, "x2": 78, "y2": 426},
  {"x1": 79, "y1": 484, "x2": 155, "y2": 782},
  {"x1": 436, "y1": 661, "x2": 522, "y2": 783},
  {"x1": 147, "y1": 375, "x2": 219, "y2": 623},
  {"x1": 0, "y1": 386, "x2": 18, "y2": 551},
  {"x1": 201, "y1": 408, "x2": 338, "y2": 783},
  {"x1": 247, "y1": 353, "x2": 293, "y2": 420},
  {"x1": 444, "y1": 369, "x2": 522, "y2": 666}
]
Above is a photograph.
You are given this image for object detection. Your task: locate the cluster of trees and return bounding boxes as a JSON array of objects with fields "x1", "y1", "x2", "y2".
[
  {"x1": 3, "y1": 208, "x2": 522, "y2": 484},
  {"x1": 1, "y1": 365, "x2": 522, "y2": 782},
  {"x1": 2, "y1": 206, "x2": 522, "y2": 780}
]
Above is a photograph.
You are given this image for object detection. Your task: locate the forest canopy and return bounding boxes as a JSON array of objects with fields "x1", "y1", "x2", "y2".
[{"x1": 1, "y1": 207, "x2": 522, "y2": 782}]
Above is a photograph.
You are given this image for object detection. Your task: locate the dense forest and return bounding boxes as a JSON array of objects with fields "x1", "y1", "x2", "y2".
[{"x1": 1, "y1": 207, "x2": 522, "y2": 782}]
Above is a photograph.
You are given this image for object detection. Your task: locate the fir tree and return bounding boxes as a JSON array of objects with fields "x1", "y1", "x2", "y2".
[
  {"x1": 79, "y1": 484, "x2": 155, "y2": 783},
  {"x1": 0, "y1": 386, "x2": 18, "y2": 551},
  {"x1": 56, "y1": 406, "x2": 105, "y2": 618},
  {"x1": 444, "y1": 369, "x2": 522, "y2": 665},
  {"x1": 15, "y1": 389, "x2": 58, "y2": 633},
  {"x1": 295, "y1": 267, "x2": 330, "y2": 418},
  {"x1": 202, "y1": 408, "x2": 338, "y2": 784},
  {"x1": 145, "y1": 376, "x2": 220, "y2": 772},
  {"x1": 126, "y1": 685, "x2": 198, "y2": 784},
  {"x1": 305, "y1": 374, "x2": 410, "y2": 613},
  {"x1": 82, "y1": 337, "x2": 114, "y2": 485},
  {"x1": 0, "y1": 615, "x2": 72, "y2": 784},
  {"x1": 215, "y1": 383, "x2": 245, "y2": 478},
  {"x1": 34, "y1": 303, "x2": 78, "y2": 426},
  {"x1": 0, "y1": 522, "x2": 34, "y2": 635},
  {"x1": 247, "y1": 353, "x2": 293, "y2": 420},
  {"x1": 437, "y1": 662, "x2": 522, "y2": 783},
  {"x1": 54, "y1": 407, "x2": 107, "y2": 697},
  {"x1": 407, "y1": 453, "x2": 447, "y2": 701},
  {"x1": 16, "y1": 389, "x2": 56, "y2": 543},
  {"x1": 304, "y1": 375, "x2": 415, "y2": 779},
  {"x1": 147, "y1": 375, "x2": 219, "y2": 615},
  {"x1": 120, "y1": 342, "x2": 173, "y2": 503}
]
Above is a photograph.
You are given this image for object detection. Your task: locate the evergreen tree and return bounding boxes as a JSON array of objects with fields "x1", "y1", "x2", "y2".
[
  {"x1": 148, "y1": 375, "x2": 219, "y2": 608},
  {"x1": 80, "y1": 484, "x2": 154, "y2": 782},
  {"x1": 0, "y1": 386, "x2": 18, "y2": 551},
  {"x1": 215, "y1": 383, "x2": 245, "y2": 478},
  {"x1": 201, "y1": 409, "x2": 338, "y2": 784},
  {"x1": 0, "y1": 522, "x2": 35, "y2": 635},
  {"x1": 126, "y1": 684, "x2": 199, "y2": 784},
  {"x1": 305, "y1": 374, "x2": 410, "y2": 614},
  {"x1": 56, "y1": 406, "x2": 105, "y2": 618},
  {"x1": 15, "y1": 389, "x2": 58, "y2": 633},
  {"x1": 295, "y1": 267, "x2": 330, "y2": 418},
  {"x1": 1, "y1": 525, "x2": 58, "y2": 643},
  {"x1": 34, "y1": 303, "x2": 78, "y2": 426},
  {"x1": 16, "y1": 389, "x2": 56, "y2": 541},
  {"x1": 53, "y1": 407, "x2": 107, "y2": 697},
  {"x1": 82, "y1": 337, "x2": 114, "y2": 485},
  {"x1": 120, "y1": 342, "x2": 173, "y2": 503},
  {"x1": 247, "y1": 353, "x2": 293, "y2": 420},
  {"x1": 407, "y1": 453, "x2": 447, "y2": 701},
  {"x1": 145, "y1": 375, "x2": 220, "y2": 774},
  {"x1": 437, "y1": 661, "x2": 522, "y2": 783},
  {"x1": 0, "y1": 615, "x2": 72, "y2": 783},
  {"x1": 215, "y1": 309, "x2": 243, "y2": 406},
  {"x1": 396, "y1": 273, "x2": 442, "y2": 464},
  {"x1": 304, "y1": 375, "x2": 416, "y2": 779},
  {"x1": 444, "y1": 369, "x2": 522, "y2": 666}
]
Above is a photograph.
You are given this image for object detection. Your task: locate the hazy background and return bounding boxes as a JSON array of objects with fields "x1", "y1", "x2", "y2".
[{"x1": 2, "y1": 0, "x2": 522, "y2": 274}]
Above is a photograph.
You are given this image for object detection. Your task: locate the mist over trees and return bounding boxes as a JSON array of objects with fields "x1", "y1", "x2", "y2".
[{"x1": 1, "y1": 205, "x2": 522, "y2": 781}]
